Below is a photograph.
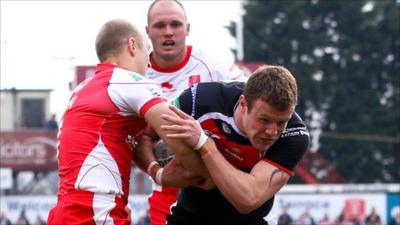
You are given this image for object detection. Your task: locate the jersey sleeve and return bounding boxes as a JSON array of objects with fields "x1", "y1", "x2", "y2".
[
  {"x1": 108, "y1": 68, "x2": 166, "y2": 117},
  {"x1": 212, "y1": 63, "x2": 248, "y2": 82},
  {"x1": 196, "y1": 48, "x2": 247, "y2": 82},
  {"x1": 262, "y1": 118, "x2": 310, "y2": 176}
]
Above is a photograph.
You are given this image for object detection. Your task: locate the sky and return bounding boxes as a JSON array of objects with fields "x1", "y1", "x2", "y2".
[{"x1": 0, "y1": 1, "x2": 242, "y2": 117}]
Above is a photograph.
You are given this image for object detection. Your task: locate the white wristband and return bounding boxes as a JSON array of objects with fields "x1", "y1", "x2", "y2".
[
  {"x1": 194, "y1": 128, "x2": 208, "y2": 151},
  {"x1": 147, "y1": 161, "x2": 158, "y2": 175},
  {"x1": 155, "y1": 168, "x2": 163, "y2": 185}
]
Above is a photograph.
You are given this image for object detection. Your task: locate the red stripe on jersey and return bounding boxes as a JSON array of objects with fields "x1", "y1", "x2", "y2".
[
  {"x1": 261, "y1": 158, "x2": 295, "y2": 176},
  {"x1": 150, "y1": 46, "x2": 193, "y2": 73},
  {"x1": 200, "y1": 119, "x2": 261, "y2": 170},
  {"x1": 139, "y1": 97, "x2": 167, "y2": 117}
]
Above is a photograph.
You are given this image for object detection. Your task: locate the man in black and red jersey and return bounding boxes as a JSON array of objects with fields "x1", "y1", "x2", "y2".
[
  {"x1": 156, "y1": 65, "x2": 310, "y2": 225},
  {"x1": 141, "y1": 0, "x2": 246, "y2": 224}
]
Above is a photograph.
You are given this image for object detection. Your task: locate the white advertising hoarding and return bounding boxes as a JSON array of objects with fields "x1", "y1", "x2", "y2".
[
  {"x1": 268, "y1": 193, "x2": 387, "y2": 224},
  {"x1": 0, "y1": 193, "x2": 388, "y2": 224},
  {"x1": 0, "y1": 195, "x2": 149, "y2": 224},
  {"x1": 0, "y1": 167, "x2": 12, "y2": 190}
]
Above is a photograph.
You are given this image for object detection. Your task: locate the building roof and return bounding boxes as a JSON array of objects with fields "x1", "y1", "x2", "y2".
[{"x1": 0, "y1": 88, "x2": 53, "y2": 92}]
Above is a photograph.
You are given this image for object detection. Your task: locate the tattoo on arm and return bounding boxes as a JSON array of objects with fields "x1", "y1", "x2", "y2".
[{"x1": 268, "y1": 169, "x2": 283, "y2": 187}]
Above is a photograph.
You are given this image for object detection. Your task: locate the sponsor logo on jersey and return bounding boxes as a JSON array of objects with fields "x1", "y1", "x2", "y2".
[
  {"x1": 188, "y1": 75, "x2": 201, "y2": 86},
  {"x1": 128, "y1": 72, "x2": 144, "y2": 81},
  {"x1": 146, "y1": 87, "x2": 162, "y2": 97},
  {"x1": 224, "y1": 148, "x2": 243, "y2": 161},
  {"x1": 280, "y1": 127, "x2": 309, "y2": 138},
  {"x1": 161, "y1": 82, "x2": 173, "y2": 89},
  {"x1": 221, "y1": 122, "x2": 232, "y2": 134},
  {"x1": 161, "y1": 82, "x2": 176, "y2": 93}
]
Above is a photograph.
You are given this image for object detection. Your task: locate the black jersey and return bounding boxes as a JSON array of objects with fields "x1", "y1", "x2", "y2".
[{"x1": 168, "y1": 82, "x2": 310, "y2": 225}]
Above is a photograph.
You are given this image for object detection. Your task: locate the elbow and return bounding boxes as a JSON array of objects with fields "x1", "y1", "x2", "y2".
[
  {"x1": 234, "y1": 197, "x2": 262, "y2": 214},
  {"x1": 237, "y1": 207, "x2": 253, "y2": 215},
  {"x1": 235, "y1": 203, "x2": 257, "y2": 215}
]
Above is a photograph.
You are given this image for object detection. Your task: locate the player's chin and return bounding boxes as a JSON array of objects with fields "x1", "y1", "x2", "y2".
[
  {"x1": 161, "y1": 51, "x2": 178, "y2": 61},
  {"x1": 254, "y1": 139, "x2": 274, "y2": 151},
  {"x1": 251, "y1": 142, "x2": 267, "y2": 152}
]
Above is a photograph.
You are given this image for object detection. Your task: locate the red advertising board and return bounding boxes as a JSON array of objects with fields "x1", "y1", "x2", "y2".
[
  {"x1": 75, "y1": 65, "x2": 96, "y2": 87},
  {"x1": 344, "y1": 198, "x2": 366, "y2": 221},
  {"x1": 0, "y1": 131, "x2": 58, "y2": 170}
]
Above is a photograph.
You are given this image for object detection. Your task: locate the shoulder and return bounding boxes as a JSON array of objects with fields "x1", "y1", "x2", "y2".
[
  {"x1": 181, "y1": 81, "x2": 244, "y2": 118},
  {"x1": 190, "y1": 46, "x2": 232, "y2": 71},
  {"x1": 279, "y1": 112, "x2": 309, "y2": 145},
  {"x1": 189, "y1": 46, "x2": 246, "y2": 82},
  {"x1": 110, "y1": 67, "x2": 154, "y2": 84},
  {"x1": 286, "y1": 112, "x2": 308, "y2": 131},
  {"x1": 263, "y1": 112, "x2": 310, "y2": 172},
  {"x1": 196, "y1": 81, "x2": 244, "y2": 97},
  {"x1": 190, "y1": 46, "x2": 230, "y2": 65}
]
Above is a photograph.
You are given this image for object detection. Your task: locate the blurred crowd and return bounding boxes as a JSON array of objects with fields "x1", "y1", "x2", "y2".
[
  {"x1": 277, "y1": 207, "x2": 400, "y2": 225},
  {"x1": 1, "y1": 206, "x2": 399, "y2": 225},
  {"x1": 0, "y1": 210, "x2": 45, "y2": 225}
]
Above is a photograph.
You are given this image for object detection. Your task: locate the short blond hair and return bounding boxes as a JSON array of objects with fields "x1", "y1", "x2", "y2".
[{"x1": 95, "y1": 19, "x2": 142, "y2": 62}]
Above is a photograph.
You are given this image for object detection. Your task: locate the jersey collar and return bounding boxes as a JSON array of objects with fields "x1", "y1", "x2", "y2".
[{"x1": 149, "y1": 45, "x2": 192, "y2": 73}]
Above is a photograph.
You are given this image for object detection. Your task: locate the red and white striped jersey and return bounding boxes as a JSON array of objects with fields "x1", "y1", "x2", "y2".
[
  {"x1": 57, "y1": 63, "x2": 165, "y2": 202},
  {"x1": 146, "y1": 45, "x2": 247, "y2": 100}
]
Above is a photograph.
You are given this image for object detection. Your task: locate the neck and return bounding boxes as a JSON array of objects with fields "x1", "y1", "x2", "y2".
[
  {"x1": 103, "y1": 54, "x2": 135, "y2": 72},
  {"x1": 151, "y1": 46, "x2": 187, "y2": 69}
]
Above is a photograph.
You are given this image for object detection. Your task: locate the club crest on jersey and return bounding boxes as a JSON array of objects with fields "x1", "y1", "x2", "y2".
[
  {"x1": 221, "y1": 122, "x2": 231, "y2": 134},
  {"x1": 161, "y1": 82, "x2": 176, "y2": 93},
  {"x1": 204, "y1": 129, "x2": 220, "y2": 139},
  {"x1": 188, "y1": 75, "x2": 201, "y2": 86}
]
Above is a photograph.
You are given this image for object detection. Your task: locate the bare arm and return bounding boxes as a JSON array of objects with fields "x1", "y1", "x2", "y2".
[
  {"x1": 132, "y1": 129, "x2": 157, "y2": 172},
  {"x1": 132, "y1": 128, "x2": 205, "y2": 187},
  {"x1": 142, "y1": 102, "x2": 210, "y2": 178},
  {"x1": 200, "y1": 141, "x2": 290, "y2": 214}
]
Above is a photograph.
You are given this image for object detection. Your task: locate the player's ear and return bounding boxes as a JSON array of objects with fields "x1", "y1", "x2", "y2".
[
  {"x1": 239, "y1": 95, "x2": 247, "y2": 112},
  {"x1": 186, "y1": 23, "x2": 190, "y2": 36},
  {"x1": 128, "y1": 37, "x2": 136, "y2": 56}
]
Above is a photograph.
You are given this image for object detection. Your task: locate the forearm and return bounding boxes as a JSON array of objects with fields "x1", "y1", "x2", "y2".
[
  {"x1": 199, "y1": 139, "x2": 262, "y2": 213},
  {"x1": 199, "y1": 139, "x2": 286, "y2": 214},
  {"x1": 145, "y1": 103, "x2": 210, "y2": 178},
  {"x1": 173, "y1": 144, "x2": 209, "y2": 178},
  {"x1": 132, "y1": 133, "x2": 157, "y2": 172}
]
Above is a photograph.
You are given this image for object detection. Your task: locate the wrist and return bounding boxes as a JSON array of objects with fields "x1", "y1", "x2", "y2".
[
  {"x1": 194, "y1": 125, "x2": 208, "y2": 151},
  {"x1": 147, "y1": 161, "x2": 163, "y2": 185},
  {"x1": 198, "y1": 138, "x2": 213, "y2": 157},
  {"x1": 155, "y1": 168, "x2": 163, "y2": 185},
  {"x1": 146, "y1": 161, "x2": 159, "y2": 175}
]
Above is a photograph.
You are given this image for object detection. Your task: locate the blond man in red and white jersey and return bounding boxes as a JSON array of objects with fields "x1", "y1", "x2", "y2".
[
  {"x1": 139, "y1": 1, "x2": 247, "y2": 225},
  {"x1": 47, "y1": 19, "x2": 201, "y2": 225}
]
